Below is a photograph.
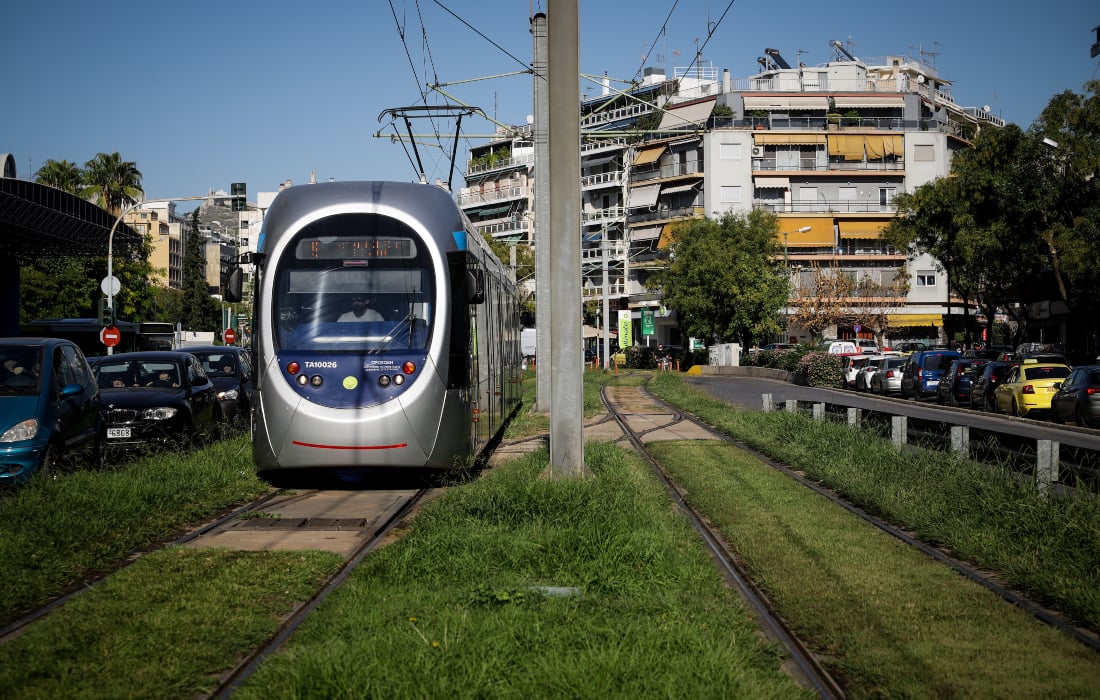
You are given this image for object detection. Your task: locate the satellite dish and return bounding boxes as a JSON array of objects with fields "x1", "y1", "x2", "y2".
[
  {"x1": 982, "y1": 105, "x2": 991, "y2": 112},
  {"x1": 526, "y1": 114, "x2": 534, "y2": 124},
  {"x1": 916, "y1": 75, "x2": 925, "y2": 83}
]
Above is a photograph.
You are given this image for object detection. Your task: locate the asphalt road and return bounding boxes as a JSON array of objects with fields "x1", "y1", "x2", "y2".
[{"x1": 684, "y1": 374, "x2": 1100, "y2": 452}]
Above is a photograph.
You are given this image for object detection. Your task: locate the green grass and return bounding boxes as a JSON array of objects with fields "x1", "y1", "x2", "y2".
[
  {"x1": 504, "y1": 366, "x2": 612, "y2": 439},
  {"x1": 0, "y1": 547, "x2": 342, "y2": 699},
  {"x1": 233, "y1": 443, "x2": 810, "y2": 699},
  {"x1": 648, "y1": 371, "x2": 1100, "y2": 633},
  {"x1": 0, "y1": 435, "x2": 268, "y2": 626},
  {"x1": 649, "y1": 439, "x2": 1099, "y2": 697}
]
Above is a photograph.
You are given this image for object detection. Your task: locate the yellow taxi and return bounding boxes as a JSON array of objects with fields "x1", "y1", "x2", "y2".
[{"x1": 992, "y1": 361, "x2": 1072, "y2": 418}]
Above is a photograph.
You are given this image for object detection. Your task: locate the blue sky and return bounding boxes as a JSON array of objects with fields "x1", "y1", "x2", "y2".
[{"x1": 3, "y1": 1, "x2": 1097, "y2": 209}]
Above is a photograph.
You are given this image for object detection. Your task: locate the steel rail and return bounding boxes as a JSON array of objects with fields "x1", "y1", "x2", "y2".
[{"x1": 600, "y1": 385, "x2": 845, "y2": 700}]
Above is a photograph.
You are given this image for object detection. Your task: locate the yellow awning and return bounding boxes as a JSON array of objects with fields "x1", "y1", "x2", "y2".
[
  {"x1": 754, "y1": 133, "x2": 826, "y2": 145},
  {"x1": 838, "y1": 220, "x2": 887, "y2": 238},
  {"x1": 865, "y1": 134, "x2": 903, "y2": 159},
  {"x1": 888, "y1": 313, "x2": 943, "y2": 327},
  {"x1": 634, "y1": 145, "x2": 666, "y2": 165},
  {"x1": 827, "y1": 134, "x2": 866, "y2": 161},
  {"x1": 657, "y1": 223, "x2": 677, "y2": 249},
  {"x1": 779, "y1": 218, "x2": 834, "y2": 247}
]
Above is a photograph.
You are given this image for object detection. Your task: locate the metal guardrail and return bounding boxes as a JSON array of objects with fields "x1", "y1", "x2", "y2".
[{"x1": 761, "y1": 393, "x2": 1100, "y2": 495}]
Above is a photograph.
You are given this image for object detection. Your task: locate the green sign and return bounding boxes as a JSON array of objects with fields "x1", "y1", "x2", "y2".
[
  {"x1": 640, "y1": 308, "x2": 655, "y2": 336},
  {"x1": 618, "y1": 310, "x2": 632, "y2": 349}
]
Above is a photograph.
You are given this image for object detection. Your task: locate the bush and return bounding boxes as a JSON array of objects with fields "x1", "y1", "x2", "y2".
[
  {"x1": 795, "y1": 351, "x2": 842, "y2": 387},
  {"x1": 625, "y1": 345, "x2": 658, "y2": 369}
]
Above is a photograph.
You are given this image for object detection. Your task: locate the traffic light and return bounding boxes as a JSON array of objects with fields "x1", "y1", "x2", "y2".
[
  {"x1": 231, "y1": 182, "x2": 247, "y2": 211},
  {"x1": 99, "y1": 298, "x2": 114, "y2": 327}
]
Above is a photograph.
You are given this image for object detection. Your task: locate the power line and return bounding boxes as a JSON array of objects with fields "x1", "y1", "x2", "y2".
[
  {"x1": 431, "y1": 0, "x2": 531, "y2": 72},
  {"x1": 633, "y1": 0, "x2": 679, "y2": 83}
]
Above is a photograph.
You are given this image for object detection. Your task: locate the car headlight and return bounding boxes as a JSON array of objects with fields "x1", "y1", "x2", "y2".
[
  {"x1": 0, "y1": 418, "x2": 39, "y2": 443},
  {"x1": 141, "y1": 407, "x2": 179, "y2": 420},
  {"x1": 218, "y1": 388, "x2": 239, "y2": 401}
]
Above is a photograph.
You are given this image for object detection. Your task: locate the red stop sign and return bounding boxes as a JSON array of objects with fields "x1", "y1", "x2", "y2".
[
  {"x1": 224, "y1": 328, "x2": 237, "y2": 345},
  {"x1": 100, "y1": 326, "x2": 121, "y2": 347}
]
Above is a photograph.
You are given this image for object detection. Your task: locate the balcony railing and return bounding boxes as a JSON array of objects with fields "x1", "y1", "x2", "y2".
[
  {"x1": 755, "y1": 200, "x2": 899, "y2": 214},
  {"x1": 456, "y1": 186, "x2": 530, "y2": 207},
  {"x1": 475, "y1": 218, "x2": 530, "y2": 237},
  {"x1": 581, "y1": 170, "x2": 624, "y2": 189},
  {"x1": 582, "y1": 280, "x2": 626, "y2": 299},
  {"x1": 628, "y1": 205, "x2": 705, "y2": 224},
  {"x1": 582, "y1": 206, "x2": 626, "y2": 224},
  {"x1": 465, "y1": 152, "x2": 535, "y2": 177},
  {"x1": 631, "y1": 159, "x2": 704, "y2": 183},
  {"x1": 581, "y1": 102, "x2": 654, "y2": 129},
  {"x1": 581, "y1": 241, "x2": 626, "y2": 260},
  {"x1": 753, "y1": 157, "x2": 905, "y2": 173}
]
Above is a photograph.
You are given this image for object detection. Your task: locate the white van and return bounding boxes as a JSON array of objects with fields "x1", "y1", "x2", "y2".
[
  {"x1": 521, "y1": 328, "x2": 537, "y2": 361},
  {"x1": 827, "y1": 341, "x2": 858, "y2": 354}
]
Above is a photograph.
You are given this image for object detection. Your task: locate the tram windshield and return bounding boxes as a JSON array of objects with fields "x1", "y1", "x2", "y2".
[{"x1": 272, "y1": 216, "x2": 434, "y2": 353}]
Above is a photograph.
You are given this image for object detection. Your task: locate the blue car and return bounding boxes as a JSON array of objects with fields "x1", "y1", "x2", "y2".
[
  {"x1": 900, "y1": 350, "x2": 961, "y2": 400},
  {"x1": 0, "y1": 338, "x2": 103, "y2": 485}
]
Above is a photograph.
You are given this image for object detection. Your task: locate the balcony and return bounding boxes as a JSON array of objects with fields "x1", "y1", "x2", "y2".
[
  {"x1": 475, "y1": 218, "x2": 529, "y2": 239},
  {"x1": 631, "y1": 159, "x2": 704, "y2": 184},
  {"x1": 457, "y1": 186, "x2": 530, "y2": 208},
  {"x1": 581, "y1": 170, "x2": 624, "y2": 190},
  {"x1": 465, "y1": 152, "x2": 534, "y2": 178},
  {"x1": 755, "y1": 200, "x2": 899, "y2": 214},
  {"x1": 628, "y1": 205, "x2": 705, "y2": 225},
  {"x1": 581, "y1": 102, "x2": 654, "y2": 130},
  {"x1": 752, "y1": 156, "x2": 904, "y2": 174},
  {"x1": 582, "y1": 206, "x2": 626, "y2": 225}
]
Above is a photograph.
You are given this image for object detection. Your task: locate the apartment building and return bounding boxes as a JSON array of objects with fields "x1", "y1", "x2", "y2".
[
  {"x1": 458, "y1": 41, "x2": 1001, "y2": 348},
  {"x1": 125, "y1": 202, "x2": 184, "y2": 289}
]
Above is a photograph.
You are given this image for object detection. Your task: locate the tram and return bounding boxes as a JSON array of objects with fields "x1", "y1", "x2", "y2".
[{"x1": 226, "y1": 181, "x2": 521, "y2": 483}]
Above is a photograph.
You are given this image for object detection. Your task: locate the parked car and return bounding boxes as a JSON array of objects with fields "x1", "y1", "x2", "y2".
[
  {"x1": 840, "y1": 353, "x2": 870, "y2": 389},
  {"x1": 183, "y1": 345, "x2": 253, "y2": 429},
  {"x1": 0, "y1": 338, "x2": 103, "y2": 484},
  {"x1": 969, "y1": 361, "x2": 1020, "y2": 411},
  {"x1": 91, "y1": 351, "x2": 218, "y2": 450},
  {"x1": 827, "y1": 341, "x2": 859, "y2": 355},
  {"x1": 854, "y1": 354, "x2": 890, "y2": 391},
  {"x1": 992, "y1": 363, "x2": 1072, "y2": 418},
  {"x1": 893, "y1": 342, "x2": 927, "y2": 355},
  {"x1": 869, "y1": 356, "x2": 907, "y2": 396},
  {"x1": 1050, "y1": 365, "x2": 1100, "y2": 428},
  {"x1": 760, "y1": 343, "x2": 795, "y2": 352},
  {"x1": 935, "y1": 359, "x2": 989, "y2": 407},
  {"x1": 900, "y1": 350, "x2": 961, "y2": 400},
  {"x1": 856, "y1": 339, "x2": 880, "y2": 354}
]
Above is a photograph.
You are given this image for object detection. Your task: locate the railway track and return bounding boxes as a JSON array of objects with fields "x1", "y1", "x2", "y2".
[
  {"x1": 613, "y1": 379, "x2": 1100, "y2": 663},
  {"x1": 599, "y1": 383, "x2": 845, "y2": 699}
]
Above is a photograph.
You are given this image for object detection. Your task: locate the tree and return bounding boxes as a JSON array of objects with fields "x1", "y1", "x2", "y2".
[
  {"x1": 34, "y1": 159, "x2": 84, "y2": 193},
  {"x1": 788, "y1": 263, "x2": 855, "y2": 339},
  {"x1": 81, "y1": 152, "x2": 143, "y2": 216},
  {"x1": 848, "y1": 265, "x2": 911, "y2": 348},
  {"x1": 179, "y1": 211, "x2": 221, "y2": 331},
  {"x1": 649, "y1": 210, "x2": 787, "y2": 347}
]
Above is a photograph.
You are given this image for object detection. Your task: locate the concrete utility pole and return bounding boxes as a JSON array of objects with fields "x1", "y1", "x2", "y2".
[
  {"x1": 531, "y1": 12, "x2": 551, "y2": 413},
  {"x1": 547, "y1": 0, "x2": 587, "y2": 478}
]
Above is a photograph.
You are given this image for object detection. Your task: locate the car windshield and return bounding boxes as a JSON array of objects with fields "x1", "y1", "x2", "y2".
[
  {"x1": 0, "y1": 346, "x2": 44, "y2": 394},
  {"x1": 923, "y1": 355, "x2": 954, "y2": 371},
  {"x1": 192, "y1": 352, "x2": 237, "y2": 378},
  {"x1": 95, "y1": 360, "x2": 181, "y2": 389},
  {"x1": 1024, "y1": 366, "x2": 1071, "y2": 380}
]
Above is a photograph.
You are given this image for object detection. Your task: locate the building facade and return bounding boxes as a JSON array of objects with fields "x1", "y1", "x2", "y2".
[{"x1": 458, "y1": 41, "x2": 1002, "y2": 350}]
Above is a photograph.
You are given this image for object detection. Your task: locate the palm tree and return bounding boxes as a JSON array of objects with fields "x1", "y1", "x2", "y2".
[
  {"x1": 81, "y1": 152, "x2": 144, "y2": 216},
  {"x1": 34, "y1": 159, "x2": 84, "y2": 194}
]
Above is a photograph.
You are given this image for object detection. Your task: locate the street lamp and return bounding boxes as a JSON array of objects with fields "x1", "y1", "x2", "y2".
[{"x1": 780, "y1": 226, "x2": 812, "y2": 342}]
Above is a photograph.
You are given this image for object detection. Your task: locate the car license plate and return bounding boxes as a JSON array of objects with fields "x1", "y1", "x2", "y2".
[
  {"x1": 108, "y1": 428, "x2": 131, "y2": 439},
  {"x1": 928, "y1": 380, "x2": 938, "y2": 386}
]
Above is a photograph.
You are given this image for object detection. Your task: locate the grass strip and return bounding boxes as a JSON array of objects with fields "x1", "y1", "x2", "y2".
[
  {"x1": 0, "y1": 547, "x2": 343, "y2": 699},
  {"x1": 0, "y1": 435, "x2": 269, "y2": 626},
  {"x1": 649, "y1": 439, "x2": 1099, "y2": 697},
  {"x1": 648, "y1": 372, "x2": 1100, "y2": 633},
  {"x1": 233, "y1": 442, "x2": 810, "y2": 699}
]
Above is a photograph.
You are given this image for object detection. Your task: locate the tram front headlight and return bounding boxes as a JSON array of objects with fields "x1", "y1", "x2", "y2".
[
  {"x1": 378, "y1": 375, "x2": 391, "y2": 387},
  {"x1": 402, "y1": 361, "x2": 416, "y2": 374},
  {"x1": 287, "y1": 362, "x2": 300, "y2": 375}
]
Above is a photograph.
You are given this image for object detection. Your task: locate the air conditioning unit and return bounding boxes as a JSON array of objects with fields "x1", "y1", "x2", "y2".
[{"x1": 751, "y1": 146, "x2": 765, "y2": 158}]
